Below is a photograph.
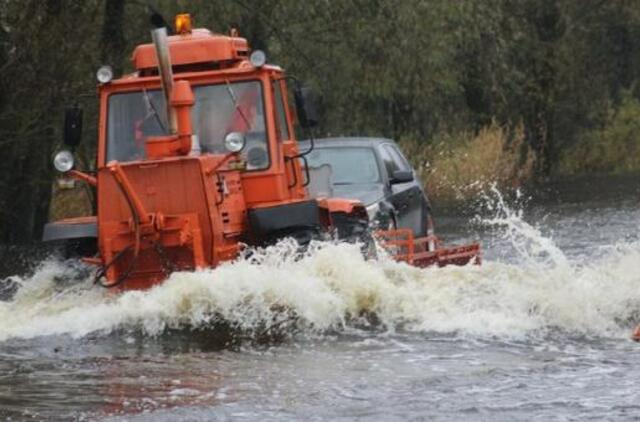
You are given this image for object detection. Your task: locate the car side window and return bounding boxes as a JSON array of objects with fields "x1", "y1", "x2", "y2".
[
  {"x1": 384, "y1": 144, "x2": 411, "y2": 172},
  {"x1": 378, "y1": 145, "x2": 400, "y2": 177}
]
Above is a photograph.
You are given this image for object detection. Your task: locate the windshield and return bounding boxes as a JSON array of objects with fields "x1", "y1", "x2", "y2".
[
  {"x1": 305, "y1": 147, "x2": 381, "y2": 184},
  {"x1": 106, "y1": 80, "x2": 269, "y2": 170}
]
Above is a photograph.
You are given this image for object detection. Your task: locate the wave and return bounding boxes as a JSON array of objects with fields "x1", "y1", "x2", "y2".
[{"x1": 1, "y1": 193, "x2": 639, "y2": 342}]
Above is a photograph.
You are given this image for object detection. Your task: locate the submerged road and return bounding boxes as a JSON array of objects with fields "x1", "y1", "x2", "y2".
[{"x1": 0, "y1": 175, "x2": 639, "y2": 421}]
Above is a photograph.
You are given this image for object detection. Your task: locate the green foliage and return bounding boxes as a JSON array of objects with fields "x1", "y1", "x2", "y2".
[
  {"x1": 1, "y1": 0, "x2": 640, "y2": 241},
  {"x1": 558, "y1": 92, "x2": 640, "y2": 174},
  {"x1": 0, "y1": 1, "x2": 103, "y2": 242}
]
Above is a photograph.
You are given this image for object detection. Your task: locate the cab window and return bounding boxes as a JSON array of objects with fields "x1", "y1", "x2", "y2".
[
  {"x1": 106, "y1": 80, "x2": 270, "y2": 170},
  {"x1": 193, "y1": 81, "x2": 268, "y2": 170},
  {"x1": 273, "y1": 80, "x2": 290, "y2": 141}
]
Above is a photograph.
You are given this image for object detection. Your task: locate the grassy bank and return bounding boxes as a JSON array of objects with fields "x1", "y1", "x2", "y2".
[
  {"x1": 48, "y1": 181, "x2": 93, "y2": 221},
  {"x1": 400, "y1": 122, "x2": 536, "y2": 203},
  {"x1": 402, "y1": 94, "x2": 640, "y2": 203}
]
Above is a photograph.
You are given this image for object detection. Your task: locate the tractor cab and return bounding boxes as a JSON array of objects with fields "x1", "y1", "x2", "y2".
[{"x1": 99, "y1": 19, "x2": 308, "y2": 207}]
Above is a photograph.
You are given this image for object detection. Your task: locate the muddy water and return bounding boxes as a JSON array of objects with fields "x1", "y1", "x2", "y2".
[{"x1": 1, "y1": 175, "x2": 639, "y2": 421}]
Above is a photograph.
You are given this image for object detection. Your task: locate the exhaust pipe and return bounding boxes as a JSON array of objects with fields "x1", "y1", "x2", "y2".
[{"x1": 151, "y1": 27, "x2": 178, "y2": 134}]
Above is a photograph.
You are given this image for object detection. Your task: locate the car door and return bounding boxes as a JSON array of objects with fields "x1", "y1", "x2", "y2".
[
  {"x1": 380, "y1": 144, "x2": 426, "y2": 236},
  {"x1": 377, "y1": 144, "x2": 411, "y2": 230}
]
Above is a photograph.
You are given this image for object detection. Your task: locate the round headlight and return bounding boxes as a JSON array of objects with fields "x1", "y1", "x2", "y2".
[
  {"x1": 249, "y1": 50, "x2": 266, "y2": 68},
  {"x1": 96, "y1": 65, "x2": 113, "y2": 84},
  {"x1": 224, "y1": 132, "x2": 246, "y2": 153},
  {"x1": 53, "y1": 150, "x2": 74, "y2": 173}
]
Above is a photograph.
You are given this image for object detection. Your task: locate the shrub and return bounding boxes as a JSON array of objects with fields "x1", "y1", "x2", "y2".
[
  {"x1": 399, "y1": 122, "x2": 535, "y2": 202},
  {"x1": 48, "y1": 181, "x2": 93, "y2": 221},
  {"x1": 557, "y1": 93, "x2": 640, "y2": 175}
]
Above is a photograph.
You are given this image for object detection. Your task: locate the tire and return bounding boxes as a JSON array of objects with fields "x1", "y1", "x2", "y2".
[
  {"x1": 263, "y1": 226, "x2": 322, "y2": 254},
  {"x1": 62, "y1": 237, "x2": 98, "y2": 260},
  {"x1": 385, "y1": 213, "x2": 398, "y2": 231}
]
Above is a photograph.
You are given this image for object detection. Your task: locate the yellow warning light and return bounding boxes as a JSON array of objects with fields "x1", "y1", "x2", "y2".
[{"x1": 175, "y1": 13, "x2": 192, "y2": 34}]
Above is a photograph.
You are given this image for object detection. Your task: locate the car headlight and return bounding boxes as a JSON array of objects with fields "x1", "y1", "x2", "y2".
[
  {"x1": 365, "y1": 202, "x2": 380, "y2": 220},
  {"x1": 224, "y1": 132, "x2": 246, "y2": 153},
  {"x1": 366, "y1": 202, "x2": 395, "y2": 229},
  {"x1": 53, "y1": 150, "x2": 74, "y2": 172}
]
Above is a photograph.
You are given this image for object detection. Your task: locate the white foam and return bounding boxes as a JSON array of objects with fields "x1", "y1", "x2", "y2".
[{"x1": 1, "y1": 195, "x2": 639, "y2": 342}]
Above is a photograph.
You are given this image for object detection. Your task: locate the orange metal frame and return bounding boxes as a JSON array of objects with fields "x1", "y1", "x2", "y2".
[{"x1": 375, "y1": 228, "x2": 481, "y2": 268}]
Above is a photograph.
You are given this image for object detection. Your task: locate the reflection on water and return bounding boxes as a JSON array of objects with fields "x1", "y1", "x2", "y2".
[
  {"x1": 0, "y1": 334, "x2": 230, "y2": 419},
  {"x1": 0, "y1": 174, "x2": 639, "y2": 420}
]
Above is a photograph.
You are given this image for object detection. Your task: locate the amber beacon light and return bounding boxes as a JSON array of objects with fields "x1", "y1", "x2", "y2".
[{"x1": 175, "y1": 13, "x2": 192, "y2": 34}]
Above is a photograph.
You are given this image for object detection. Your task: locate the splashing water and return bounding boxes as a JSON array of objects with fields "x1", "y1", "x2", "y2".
[
  {"x1": 480, "y1": 185, "x2": 570, "y2": 269},
  {"x1": 1, "y1": 192, "x2": 639, "y2": 343}
]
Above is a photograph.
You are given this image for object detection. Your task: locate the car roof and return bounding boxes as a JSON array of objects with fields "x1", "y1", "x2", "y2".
[{"x1": 298, "y1": 136, "x2": 397, "y2": 148}]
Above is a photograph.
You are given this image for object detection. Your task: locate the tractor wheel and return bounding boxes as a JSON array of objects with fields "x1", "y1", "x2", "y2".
[
  {"x1": 262, "y1": 227, "x2": 322, "y2": 253},
  {"x1": 62, "y1": 238, "x2": 98, "y2": 260}
]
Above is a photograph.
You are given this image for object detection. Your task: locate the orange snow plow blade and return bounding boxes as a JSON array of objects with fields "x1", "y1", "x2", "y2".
[{"x1": 375, "y1": 229, "x2": 481, "y2": 268}]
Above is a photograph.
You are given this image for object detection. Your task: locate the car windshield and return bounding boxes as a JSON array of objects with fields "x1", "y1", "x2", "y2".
[
  {"x1": 305, "y1": 147, "x2": 381, "y2": 184},
  {"x1": 106, "y1": 80, "x2": 269, "y2": 170}
]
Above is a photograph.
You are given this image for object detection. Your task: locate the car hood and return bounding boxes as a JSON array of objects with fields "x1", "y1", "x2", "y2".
[{"x1": 331, "y1": 184, "x2": 386, "y2": 206}]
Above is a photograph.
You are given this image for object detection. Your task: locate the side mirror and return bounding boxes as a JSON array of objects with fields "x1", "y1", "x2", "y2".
[
  {"x1": 390, "y1": 170, "x2": 414, "y2": 184},
  {"x1": 294, "y1": 85, "x2": 319, "y2": 128},
  {"x1": 63, "y1": 106, "x2": 83, "y2": 149}
]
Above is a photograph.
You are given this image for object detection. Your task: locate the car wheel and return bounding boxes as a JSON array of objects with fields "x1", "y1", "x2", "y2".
[{"x1": 380, "y1": 212, "x2": 397, "y2": 231}]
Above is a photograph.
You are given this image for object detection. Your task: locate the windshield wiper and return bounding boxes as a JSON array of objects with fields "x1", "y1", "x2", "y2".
[
  {"x1": 224, "y1": 80, "x2": 251, "y2": 130},
  {"x1": 142, "y1": 88, "x2": 167, "y2": 133}
]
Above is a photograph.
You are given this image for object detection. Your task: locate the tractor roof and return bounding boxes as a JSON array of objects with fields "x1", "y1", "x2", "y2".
[{"x1": 131, "y1": 29, "x2": 249, "y2": 72}]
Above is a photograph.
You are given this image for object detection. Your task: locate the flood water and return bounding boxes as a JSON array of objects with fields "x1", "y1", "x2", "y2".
[{"x1": 1, "y1": 175, "x2": 639, "y2": 421}]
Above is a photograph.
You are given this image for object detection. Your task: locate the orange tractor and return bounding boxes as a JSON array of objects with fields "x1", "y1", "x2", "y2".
[{"x1": 44, "y1": 14, "x2": 479, "y2": 291}]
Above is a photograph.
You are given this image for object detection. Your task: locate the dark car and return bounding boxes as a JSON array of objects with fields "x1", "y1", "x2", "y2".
[{"x1": 299, "y1": 137, "x2": 432, "y2": 237}]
